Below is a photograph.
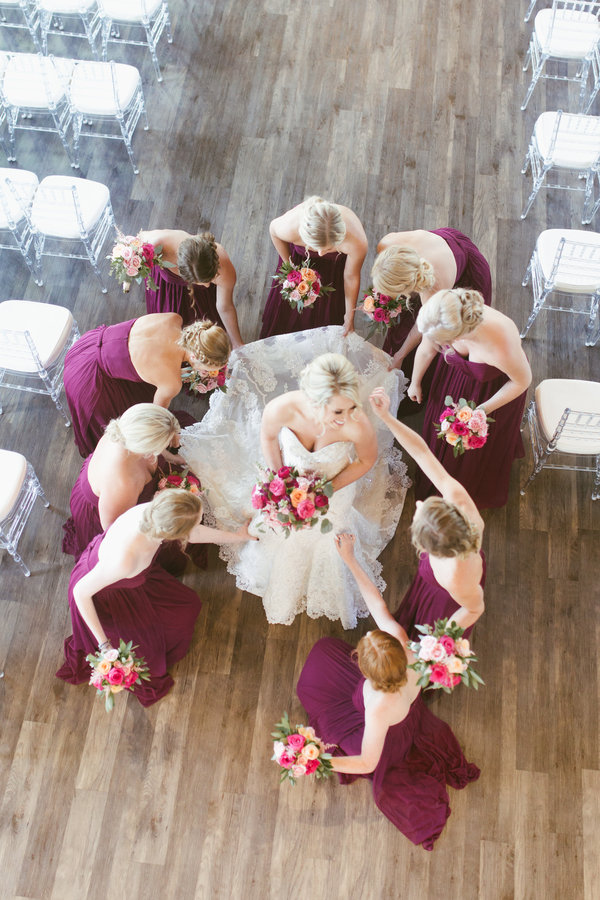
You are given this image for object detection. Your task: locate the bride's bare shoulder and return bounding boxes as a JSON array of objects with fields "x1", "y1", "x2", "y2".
[{"x1": 263, "y1": 390, "x2": 305, "y2": 422}]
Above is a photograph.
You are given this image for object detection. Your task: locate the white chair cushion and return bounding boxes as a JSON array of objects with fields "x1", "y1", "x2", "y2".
[
  {"x1": 536, "y1": 228, "x2": 600, "y2": 292},
  {"x1": 534, "y1": 111, "x2": 600, "y2": 169},
  {"x1": 0, "y1": 299, "x2": 74, "y2": 373},
  {"x1": 535, "y1": 8, "x2": 600, "y2": 59},
  {"x1": 3, "y1": 55, "x2": 74, "y2": 108},
  {"x1": 536, "y1": 378, "x2": 600, "y2": 454},
  {"x1": 39, "y1": 0, "x2": 97, "y2": 11},
  {"x1": 99, "y1": 0, "x2": 163, "y2": 22},
  {"x1": 0, "y1": 449, "x2": 27, "y2": 521},
  {"x1": 30, "y1": 176, "x2": 110, "y2": 239},
  {"x1": 0, "y1": 168, "x2": 39, "y2": 229},
  {"x1": 70, "y1": 62, "x2": 141, "y2": 116}
]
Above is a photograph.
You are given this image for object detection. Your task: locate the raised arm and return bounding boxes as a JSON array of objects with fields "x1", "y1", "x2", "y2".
[
  {"x1": 214, "y1": 247, "x2": 243, "y2": 348},
  {"x1": 269, "y1": 213, "x2": 293, "y2": 264},
  {"x1": 407, "y1": 336, "x2": 438, "y2": 404},
  {"x1": 342, "y1": 233, "x2": 368, "y2": 336},
  {"x1": 187, "y1": 520, "x2": 256, "y2": 544},
  {"x1": 72, "y1": 547, "x2": 143, "y2": 647}
]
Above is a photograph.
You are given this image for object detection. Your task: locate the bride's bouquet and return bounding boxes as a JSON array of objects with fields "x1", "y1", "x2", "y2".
[
  {"x1": 357, "y1": 286, "x2": 409, "y2": 337},
  {"x1": 108, "y1": 231, "x2": 173, "y2": 292},
  {"x1": 273, "y1": 254, "x2": 333, "y2": 312},
  {"x1": 271, "y1": 712, "x2": 334, "y2": 785},
  {"x1": 181, "y1": 363, "x2": 228, "y2": 395},
  {"x1": 408, "y1": 619, "x2": 484, "y2": 693},
  {"x1": 434, "y1": 395, "x2": 494, "y2": 456},
  {"x1": 86, "y1": 639, "x2": 150, "y2": 712},
  {"x1": 251, "y1": 465, "x2": 333, "y2": 535}
]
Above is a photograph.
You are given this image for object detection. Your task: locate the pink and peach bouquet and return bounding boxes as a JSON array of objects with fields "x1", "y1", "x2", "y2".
[
  {"x1": 271, "y1": 711, "x2": 334, "y2": 785},
  {"x1": 408, "y1": 619, "x2": 484, "y2": 693},
  {"x1": 181, "y1": 363, "x2": 228, "y2": 395},
  {"x1": 251, "y1": 465, "x2": 333, "y2": 536},
  {"x1": 108, "y1": 231, "x2": 172, "y2": 292},
  {"x1": 434, "y1": 395, "x2": 494, "y2": 457},
  {"x1": 357, "y1": 286, "x2": 409, "y2": 336},
  {"x1": 86, "y1": 638, "x2": 150, "y2": 712},
  {"x1": 157, "y1": 467, "x2": 202, "y2": 495},
  {"x1": 274, "y1": 254, "x2": 333, "y2": 312}
]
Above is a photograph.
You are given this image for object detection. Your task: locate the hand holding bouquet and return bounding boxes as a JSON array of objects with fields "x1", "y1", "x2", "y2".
[
  {"x1": 108, "y1": 231, "x2": 173, "y2": 292},
  {"x1": 181, "y1": 363, "x2": 228, "y2": 395},
  {"x1": 434, "y1": 395, "x2": 494, "y2": 456},
  {"x1": 86, "y1": 639, "x2": 150, "y2": 711},
  {"x1": 271, "y1": 711, "x2": 333, "y2": 785},
  {"x1": 408, "y1": 618, "x2": 484, "y2": 693},
  {"x1": 274, "y1": 254, "x2": 333, "y2": 312},
  {"x1": 251, "y1": 465, "x2": 333, "y2": 535},
  {"x1": 357, "y1": 286, "x2": 409, "y2": 337}
]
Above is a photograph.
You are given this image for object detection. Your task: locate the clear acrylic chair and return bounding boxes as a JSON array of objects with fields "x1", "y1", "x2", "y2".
[
  {"x1": 0, "y1": 0, "x2": 42, "y2": 52},
  {"x1": 0, "y1": 52, "x2": 77, "y2": 168},
  {"x1": 0, "y1": 51, "x2": 16, "y2": 163},
  {"x1": 521, "y1": 109, "x2": 600, "y2": 221},
  {"x1": 97, "y1": 0, "x2": 172, "y2": 82},
  {"x1": 522, "y1": 0, "x2": 600, "y2": 111},
  {"x1": 581, "y1": 39, "x2": 600, "y2": 111},
  {"x1": 37, "y1": 0, "x2": 102, "y2": 58},
  {"x1": 70, "y1": 59, "x2": 148, "y2": 173},
  {"x1": 521, "y1": 228, "x2": 600, "y2": 344},
  {"x1": 29, "y1": 175, "x2": 116, "y2": 291},
  {"x1": 525, "y1": 0, "x2": 543, "y2": 23},
  {"x1": 0, "y1": 448, "x2": 49, "y2": 577},
  {"x1": 0, "y1": 168, "x2": 41, "y2": 284},
  {"x1": 521, "y1": 378, "x2": 600, "y2": 499},
  {"x1": 0, "y1": 298, "x2": 80, "y2": 425}
]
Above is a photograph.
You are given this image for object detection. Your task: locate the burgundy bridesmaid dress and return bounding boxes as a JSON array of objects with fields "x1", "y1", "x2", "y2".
[
  {"x1": 394, "y1": 551, "x2": 486, "y2": 642},
  {"x1": 260, "y1": 242, "x2": 346, "y2": 338},
  {"x1": 415, "y1": 353, "x2": 527, "y2": 509},
  {"x1": 382, "y1": 228, "x2": 493, "y2": 416},
  {"x1": 297, "y1": 637, "x2": 480, "y2": 849},
  {"x1": 56, "y1": 532, "x2": 202, "y2": 707},
  {"x1": 145, "y1": 265, "x2": 224, "y2": 329}
]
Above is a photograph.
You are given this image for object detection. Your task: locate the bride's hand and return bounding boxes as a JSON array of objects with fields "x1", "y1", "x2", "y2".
[
  {"x1": 237, "y1": 520, "x2": 258, "y2": 541},
  {"x1": 369, "y1": 388, "x2": 391, "y2": 418},
  {"x1": 335, "y1": 533, "x2": 356, "y2": 560}
]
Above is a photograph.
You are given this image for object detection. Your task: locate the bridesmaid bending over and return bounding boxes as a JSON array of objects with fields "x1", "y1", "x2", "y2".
[
  {"x1": 141, "y1": 228, "x2": 243, "y2": 347},
  {"x1": 297, "y1": 533, "x2": 480, "y2": 849},
  {"x1": 408, "y1": 288, "x2": 532, "y2": 508},
  {"x1": 260, "y1": 196, "x2": 368, "y2": 338}
]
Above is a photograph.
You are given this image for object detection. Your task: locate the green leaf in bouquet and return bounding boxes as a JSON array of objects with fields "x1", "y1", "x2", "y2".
[
  {"x1": 444, "y1": 395, "x2": 454, "y2": 406},
  {"x1": 320, "y1": 519, "x2": 333, "y2": 534},
  {"x1": 104, "y1": 691, "x2": 115, "y2": 713},
  {"x1": 414, "y1": 623, "x2": 432, "y2": 635},
  {"x1": 458, "y1": 397, "x2": 467, "y2": 406},
  {"x1": 323, "y1": 481, "x2": 334, "y2": 498},
  {"x1": 277, "y1": 513, "x2": 289, "y2": 523}
]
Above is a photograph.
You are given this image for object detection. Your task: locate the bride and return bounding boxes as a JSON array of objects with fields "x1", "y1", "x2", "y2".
[{"x1": 180, "y1": 326, "x2": 410, "y2": 628}]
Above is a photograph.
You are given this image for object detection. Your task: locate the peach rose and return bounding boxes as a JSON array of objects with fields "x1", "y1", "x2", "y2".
[
  {"x1": 297, "y1": 281, "x2": 309, "y2": 296},
  {"x1": 300, "y1": 267, "x2": 316, "y2": 282},
  {"x1": 290, "y1": 488, "x2": 307, "y2": 508},
  {"x1": 456, "y1": 638, "x2": 472, "y2": 656},
  {"x1": 445, "y1": 430, "x2": 460, "y2": 445},
  {"x1": 96, "y1": 659, "x2": 112, "y2": 675},
  {"x1": 363, "y1": 295, "x2": 375, "y2": 312},
  {"x1": 456, "y1": 407, "x2": 473, "y2": 423},
  {"x1": 298, "y1": 725, "x2": 316, "y2": 741},
  {"x1": 447, "y1": 657, "x2": 465, "y2": 674},
  {"x1": 302, "y1": 743, "x2": 320, "y2": 760},
  {"x1": 110, "y1": 684, "x2": 125, "y2": 693}
]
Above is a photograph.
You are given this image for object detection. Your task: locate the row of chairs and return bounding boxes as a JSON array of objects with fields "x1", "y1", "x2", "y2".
[
  {"x1": 0, "y1": 0, "x2": 172, "y2": 81},
  {"x1": 0, "y1": 52, "x2": 148, "y2": 172}
]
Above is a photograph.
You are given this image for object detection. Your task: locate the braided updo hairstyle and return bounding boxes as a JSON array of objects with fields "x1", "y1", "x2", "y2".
[
  {"x1": 354, "y1": 630, "x2": 408, "y2": 693},
  {"x1": 371, "y1": 246, "x2": 435, "y2": 299},
  {"x1": 298, "y1": 196, "x2": 346, "y2": 251},
  {"x1": 411, "y1": 497, "x2": 481, "y2": 559},
  {"x1": 416, "y1": 288, "x2": 484, "y2": 344},
  {"x1": 178, "y1": 319, "x2": 231, "y2": 370}
]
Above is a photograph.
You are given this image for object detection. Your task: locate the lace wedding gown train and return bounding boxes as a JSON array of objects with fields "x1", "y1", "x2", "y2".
[{"x1": 181, "y1": 326, "x2": 411, "y2": 628}]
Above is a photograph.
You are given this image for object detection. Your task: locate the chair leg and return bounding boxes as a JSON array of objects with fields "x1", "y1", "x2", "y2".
[
  {"x1": 593, "y1": 455, "x2": 600, "y2": 500},
  {"x1": 521, "y1": 172, "x2": 543, "y2": 219},
  {"x1": 522, "y1": 54, "x2": 545, "y2": 111},
  {"x1": 585, "y1": 292, "x2": 600, "y2": 346},
  {"x1": 522, "y1": 256, "x2": 533, "y2": 288},
  {"x1": 520, "y1": 287, "x2": 548, "y2": 338},
  {"x1": 145, "y1": 24, "x2": 163, "y2": 81},
  {"x1": 165, "y1": 3, "x2": 173, "y2": 43},
  {"x1": 8, "y1": 546, "x2": 31, "y2": 577},
  {"x1": 81, "y1": 12, "x2": 101, "y2": 60},
  {"x1": 117, "y1": 115, "x2": 139, "y2": 174},
  {"x1": 37, "y1": 365, "x2": 71, "y2": 426},
  {"x1": 582, "y1": 171, "x2": 597, "y2": 224},
  {"x1": 578, "y1": 59, "x2": 592, "y2": 114}
]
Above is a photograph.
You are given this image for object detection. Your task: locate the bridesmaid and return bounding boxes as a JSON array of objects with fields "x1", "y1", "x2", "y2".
[
  {"x1": 297, "y1": 534, "x2": 480, "y2": 849},
  {"x1": 64, "y1": 314, "x2": 231, "y2": 457},
  {"x1": 260, "y1": 196, "x2": 368, "y2": 338},
  {"x1": 408, "y1": 288, "x2": 532, "y2": 508},
  {"x1": 56, "y1": 490, "x2": 254, "y2": 706},
  {"x1": 369, "y1": 387, "x2": 485, "y2": 640},
  {"x1": 141, "y1": 228, "x2": 244, "y2": 348}
]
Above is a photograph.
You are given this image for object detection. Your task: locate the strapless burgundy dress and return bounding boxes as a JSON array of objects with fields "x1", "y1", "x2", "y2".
[{"x1": 145, "y1": 265, "x2": 224, "y2": 329}]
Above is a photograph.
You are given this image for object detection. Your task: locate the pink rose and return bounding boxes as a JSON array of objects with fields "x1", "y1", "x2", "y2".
[
  {"x1": 142, "y1": 243, "x2": 154, "y2": 264},
  {"x1": 431, "y1": 643, "x2": 447, "y2": 662},
  {"x1": 429, "y1": 664, "x2": 446, "y2": 684},
  {"x1": 287, "y1": 269, "x2": 302, "y2": 285},
  {"x1": 90, "y1": 675, "x2": 104, "y2": 690},
  {"x1": 290, "y1": 289, "x2": 301, "y2": 301},
  {"x1": 269, "y1": 476, "x2": 286, "y2": 499},
  {"x1": 277, "y1": 466, "x2": 291, "y2": 479},
  {"x1": 107, "y1": 667, "x2": 124, "y2": 685},
  {"x1": 166, "y1": 474, "x2": 183, "y2": 486},
  {"x1": 450, "y1": 421, "x2": 469, "y2": 436},
  {"x1": 439, "y1": 407, "x2": 455, "y2": 420},
  {"x1": 126, "y1": 265, "x2": 139, "y2": 277},
  {"x1": 418, "y1": 635, "x2": 438, "y2": 661},
  {"x1": 216, "y1": 369, "x2": 227, "y2": 386},
  {"x1": 287, "y1": 733, "x2": 306, "y2": 751},
  {"x1": 439, "y1": 635, "x2": 455, "y2": 654},
  {"x1": 305, "y1": 758, "x2": 319, "y2": 774},
  {"x1": 378, "y1": 293, "x2": 391, "y2": 304},
  {"x1": 104, "y1": 648, "x2": 119, "y2": 662},
  {"x1": 121, "y1": 246, "x2": 133, "y2": 261},
  {"x1": 292, "y1": 764, "x2": 307, "y2": 778},
  {"x1": 373, "y1": 307, "x2": 387, "y2": 322},
  {"x1": 296, "y1": 498, "x2": 316, "y2": 520},
  {"x1": 251, "y1": 487, "x2": 266, "y2": 509},
  {"x1": 471, "y1": 421, "x2": 488, "y2": 438},
  {"x1": 312, "y1": 279, "x2": 321, "y2": 294},
  {"x1": 278, "y1": 752, "x2": 296, "y2": 769},
  {"x1": 468, "y1": 434, "x2": 487, "y2": 449},
  {"x1": 314, "y1": 493, "x2": 329, "y2": 508},
  {"x1": 131, "y1": 255, "x2": 141, "y2": 268},
  {"x1": 469, "y1": 409, "x2": 486, "y2": 428},
  {"x1": 123, "y1": 670, "x2": 139, "y2": 688},
  {"x1": 187, "y1": 474, "x2": 201, "y2": 488}
]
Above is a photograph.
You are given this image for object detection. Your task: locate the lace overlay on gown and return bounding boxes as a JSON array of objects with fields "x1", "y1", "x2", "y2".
[{"x1": 180, "y1": 326, "x2": 411, "y2": 628}]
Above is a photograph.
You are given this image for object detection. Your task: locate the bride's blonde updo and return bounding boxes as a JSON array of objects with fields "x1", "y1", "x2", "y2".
[
  {"x1": 371, "y1": 246, "x2": 435, "y2": 297},
  {"x1": 177, "y1": 232, "x2": 220, "y2": 284},
  {"x1": 299, "y1": 353, "x2": 361, "y2": 412},
  {"x1": 139, "y1": 489, "x2": 203, "y2": 542},
  {"x1": 298, "y1": 196, "x2": 346, "y2": 250},
  {"x1": 417, "y1": 288, "x2": 484, "y2": 344},
  {"x1": 411, "y1": 497, "x2": 481, "y2": 558},
  {"x1": 354, "y1": 630, "x2": 407, "y2": 693},
  {"x1": 104, "y1": 404, "x2": 180, "y2": 457},
  {"x1": 178, "y1": 319, "x2": 231, "y2": 370}
]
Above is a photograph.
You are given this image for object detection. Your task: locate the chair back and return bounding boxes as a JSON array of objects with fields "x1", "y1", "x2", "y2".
[
  {"x1": 0, "y1": 327, "x2": 45, "y2": 375},
  {"x1": 549, "y1": 235, "x2": 600, "y2": 289},
  {"x1": 551, "y1": 405, "x2": 600, "y2": 453},
  {"x1": 2, "y1": 52, "x2": 72, "y2": 110}
]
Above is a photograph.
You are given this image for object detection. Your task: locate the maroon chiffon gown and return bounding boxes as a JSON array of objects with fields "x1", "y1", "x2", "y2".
[
  {"x1": 260, "y1": 242, "x2": 346, "y2": 338},
  {"x1": 394, "y1": 551, "x2": 486, "y2": 642},
  {"x1": 382, "y1": 228, "x2": 493, "y2": 417},
  {"x1": 56, "y1": 532, "x2": 202, "y2": 707},
  {"x1": 62, "y1": 455, "x2": 206, "y2": 573},
  {"x1": 415, "y1": 353, "x2": 527, "y2": 509},
  {"x1": 63, "y1": 319, "x2": 195, "y2": 457},
  {"x1": 145, "y1": 265, "x2": 224, "y2": 329},
  {"x1": 297, "y1": 638, "x2": 480, "y2": 849}
]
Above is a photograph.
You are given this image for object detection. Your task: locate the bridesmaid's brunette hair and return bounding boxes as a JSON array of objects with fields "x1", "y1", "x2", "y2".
[
  {"x1": 177, "y1": 232, "x2": 220, "y2": 284},
  {"x1": 298, "y1": 196, "x2": 346, "y2": 250},
  {"x1": 140, "y1": 490, "x2": 203, "y2": 542},
  {"x1": 371, "y1": 245, "x2": 435, "y2": 299},
  {"x1": 104, "y1": 404, "x2": 180, "y2": 457},
  {"x1": 417, "y1": 288, "x2": 484, "y2": 345},
  {"x1": 354, "y1": 630, "x2": 407, "y2": 692},
  {"x1": 411, "y1": 497, "x2": 481, "y2": 558},
  {"x1": 299, "y1": 353, "x2": 361, "y2": 413},
  {"x1": 178, "y1": 319, "x2": 231, "y2": 370}
]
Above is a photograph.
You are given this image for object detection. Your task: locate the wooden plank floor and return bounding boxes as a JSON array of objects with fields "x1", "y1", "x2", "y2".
[{"x1": 1, "y1": 1, "x2": 599, "y2": 898}]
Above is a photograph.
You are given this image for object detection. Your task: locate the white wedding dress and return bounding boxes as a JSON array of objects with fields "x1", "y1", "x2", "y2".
[{"x1": 180, "y1": 326, "x2": 411, "y2": 628}]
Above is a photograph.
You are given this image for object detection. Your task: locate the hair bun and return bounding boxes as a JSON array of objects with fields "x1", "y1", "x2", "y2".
[{"x1": 459, "y1": 289, "x2": 485, "y2": 326}]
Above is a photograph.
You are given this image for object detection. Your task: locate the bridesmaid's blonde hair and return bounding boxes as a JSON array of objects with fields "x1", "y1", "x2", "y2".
[
  {"x1": 104, "y1": 404, "x2": 179, "y2": 457},
  {"x1": 354, "y1": 630, "x2": 407, "y2": 692},
  {"x1": 411, "y1": 497, "x2": 481, "y2": 558},
  {"x1": 178, "y1": 320, "x2": 231, "y2": 370},
  {"x1": 371, "y1": 245, "x2": 435, "y2": 297},
  {"x1": 298, "y1": 196, "x2": 346, "y2": 250},
  {"x1": 299, "y1": 353, "x2": 361, "y2": 411},
  {"x1": 417, "y1": 288, "x2": 484, "y2": 344},
  {"x1": 140, "y1": 490, "x2": 203, "y2": 542}
]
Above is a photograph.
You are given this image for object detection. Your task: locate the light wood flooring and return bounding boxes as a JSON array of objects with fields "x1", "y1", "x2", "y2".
[{"x1": 0, "y1": 1, "x2": 599, "y2": 898}]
